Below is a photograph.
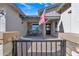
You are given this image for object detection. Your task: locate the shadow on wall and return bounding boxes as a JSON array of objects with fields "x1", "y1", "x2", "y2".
[{"x1": 59, "y1": 22, "x2": 64, "y2": 33}]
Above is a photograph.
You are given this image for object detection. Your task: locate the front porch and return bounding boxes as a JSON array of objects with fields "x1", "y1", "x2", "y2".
[{"x1": 23, "y1": 16, "x2": 60, "y2": 38}]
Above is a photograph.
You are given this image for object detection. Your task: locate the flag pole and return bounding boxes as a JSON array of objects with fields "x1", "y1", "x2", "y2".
[
  {"x1": 43, "y1": 19, "x2": 46, "y2": 39},
  {"x1": 43, "y1": 8, "x2": 46, "y2": 39},
  {"x1": 39, "y1": 6, "x2": 47, "y2": 39}
]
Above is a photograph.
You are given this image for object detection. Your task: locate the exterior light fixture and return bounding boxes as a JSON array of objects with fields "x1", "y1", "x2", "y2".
[
  {"x1": 0, "y1": 9, "x2": 6, "y2": 16},
  {"x1": 68, "y1": 10, "x2": 71, "y2": 14}
]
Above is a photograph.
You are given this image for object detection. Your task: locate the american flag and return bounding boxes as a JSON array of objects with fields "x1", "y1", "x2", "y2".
[{"x1": 39, "y1": 8, "x2": 46, "y2": 25}]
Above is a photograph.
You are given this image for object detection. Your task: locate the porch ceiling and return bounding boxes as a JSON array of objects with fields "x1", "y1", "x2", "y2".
[
  {"x1": 23, "y1": 16, "x2": 60, "y2": 22},
  {"x1": 20, "y1": 14, "x2": 60, "y2": 23}
]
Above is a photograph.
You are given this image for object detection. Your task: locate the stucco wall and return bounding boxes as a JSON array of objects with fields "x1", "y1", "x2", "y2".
[
  {"x1": 71, "y1": 3, "x2": 79, "y2": 33},
  {"x1": 0, "y1": 4, "x2": 27, "y2": 35},
  {"x1": 0, "y1": 4, "x2": 27, "y2": 36},
  {"x1": 57, "y1": 7, "x2": 71, "y2": 33}
]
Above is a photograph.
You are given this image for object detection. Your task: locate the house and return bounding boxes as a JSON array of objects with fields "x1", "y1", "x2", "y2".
[
  {"x1": 0, "y1": 3, "x2": 65, "y2": 56},
  {"x1": 0, "y1": 3, "x2": 79, "y2": 56},
  {"x1": 0, "y1": 3, "x2": 71, "y2": 38}
]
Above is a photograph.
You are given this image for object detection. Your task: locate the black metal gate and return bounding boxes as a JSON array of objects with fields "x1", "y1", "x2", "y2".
[{"x1": 12, "y1": 39, "x2": 66, "y2": 56}]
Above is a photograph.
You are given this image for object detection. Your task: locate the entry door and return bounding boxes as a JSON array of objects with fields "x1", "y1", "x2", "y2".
[
  {"x1": 31, "y1": 23, "x2": 39, "y2": 36},
  {"x1": 46, "y1": 24, "x2": 51, "y2": 35}
]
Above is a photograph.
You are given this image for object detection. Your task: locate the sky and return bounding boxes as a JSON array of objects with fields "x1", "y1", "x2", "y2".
[{"x1": 15, "y1": 3, "x2": 54, "y2": 16}]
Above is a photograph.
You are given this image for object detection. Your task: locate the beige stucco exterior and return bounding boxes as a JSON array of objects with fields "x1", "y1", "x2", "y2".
[{"x1": 0, "y1": 4, "x2": 27, "y2": 36}]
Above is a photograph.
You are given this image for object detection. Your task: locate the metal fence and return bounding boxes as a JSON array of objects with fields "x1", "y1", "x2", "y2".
[{"x1": 12, "y1": 39, "x2": 66, "y2": 56}]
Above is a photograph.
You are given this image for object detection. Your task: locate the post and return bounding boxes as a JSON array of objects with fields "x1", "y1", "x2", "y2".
[
  {"x1": 63, "y1": 40, "x2": 66, "y2": 56},
  {"x1": 25, "y1": 21, "x2": 28, "y2": 36},
  {"x1": 12, "y1": 41, "x2": 14, "y2": 56},
  {"x1": 12, "y1": 41, "x2": 17, "y2": 56},
  {"x1": 52, "y1": 21, "x2": 56, "y2": 36},
  {"x1": 60, "y1": 40, "x2": 66, "y2": 56},
  {"x1": 43, "y1": 23, "x2": 46, "y2": 39}
]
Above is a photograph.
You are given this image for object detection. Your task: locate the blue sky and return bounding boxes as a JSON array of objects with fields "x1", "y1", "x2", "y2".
[{"x1": 15, "y1": 3, "x2": 54, "y2": 16}]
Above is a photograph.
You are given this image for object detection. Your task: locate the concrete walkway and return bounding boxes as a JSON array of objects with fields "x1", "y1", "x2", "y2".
[{"x1": 21, "y1": 35, "x2": 58, "y2": 40}]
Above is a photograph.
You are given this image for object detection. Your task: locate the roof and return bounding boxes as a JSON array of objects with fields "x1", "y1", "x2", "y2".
[
  {"x1": 38, "y1": 3, "x2": 61, "y2": 16},
  {"x1": 38, "y1": 3, "x2": 71, "y2": 15},
  {"x1": 57, "y1": 3, "x2": 71, "y2": 14},
  {"x1": 9, "y1": 3, "x2": 26, "y2": 17}
]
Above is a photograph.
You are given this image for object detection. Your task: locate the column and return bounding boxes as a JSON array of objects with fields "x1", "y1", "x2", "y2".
[
  {"x1": 51, "y1": 21, "x2": 56, "y2": 36},
  {"x1": 25, "y1": 21, "x2": 28, "y2": 36},
  {"x1": 43, "y1": 23, "x2": 46, "y2": 38},
  {"x1": 53, "y1": 21, "x2": 56, "y2": 36},
  {"x1": 39, "y1": 24, "x2": 42, "y2": 36},
  {"x1": 51, "y1": 22, "x2": 53, "y2": 35}
]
